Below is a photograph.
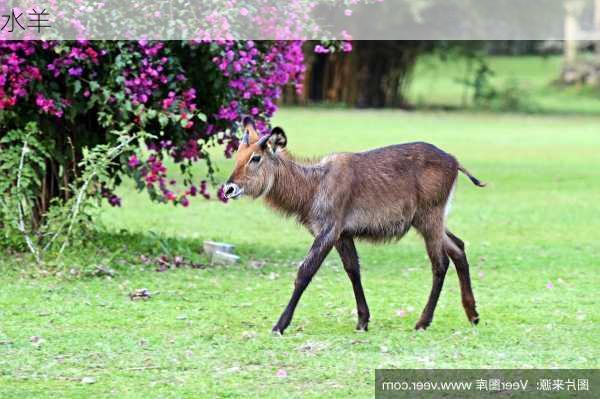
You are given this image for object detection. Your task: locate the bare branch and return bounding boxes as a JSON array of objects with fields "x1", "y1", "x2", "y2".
[{"x1": 16, "y1": 141, "x2": 41, "y2": 263}]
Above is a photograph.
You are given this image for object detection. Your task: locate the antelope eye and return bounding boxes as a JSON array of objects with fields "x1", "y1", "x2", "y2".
[{"x1": 250, "y1": 154, "x2": 262, "y2": 163}]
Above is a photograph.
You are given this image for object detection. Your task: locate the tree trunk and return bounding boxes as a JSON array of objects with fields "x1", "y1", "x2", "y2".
[
  {"x1": 283, "y1": 41, "x2": 422, "y2": 108},
  {"x1": 563, "y1": 0, "x2": 583, "y2": 67},
  {"x1": 595, "y1": 0, "x2": 600, "y2": 56}
]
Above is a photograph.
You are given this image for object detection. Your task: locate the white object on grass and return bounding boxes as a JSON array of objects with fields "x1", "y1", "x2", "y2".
[{"x1": 211, "y1": 250, "x2": 240, "y2": 265}]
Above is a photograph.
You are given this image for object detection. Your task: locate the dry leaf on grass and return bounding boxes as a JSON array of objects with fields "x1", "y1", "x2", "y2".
[{"x1": 129, "y1": 288, "x2": 152, "y2": 301}]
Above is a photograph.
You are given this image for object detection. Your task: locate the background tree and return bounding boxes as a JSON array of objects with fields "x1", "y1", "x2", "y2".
[{"x1": 285, "y1": 41, "x2": 423, "y2": 108}]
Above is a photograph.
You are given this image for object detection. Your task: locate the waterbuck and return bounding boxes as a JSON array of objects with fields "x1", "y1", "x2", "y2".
[{"x1": 223, "y1": 117, "x2": 485, "y2": 334}]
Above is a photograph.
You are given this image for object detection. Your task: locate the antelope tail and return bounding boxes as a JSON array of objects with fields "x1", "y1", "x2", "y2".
[{"x1": 458, "y1": 164, "x2": 486, "y2": 187}]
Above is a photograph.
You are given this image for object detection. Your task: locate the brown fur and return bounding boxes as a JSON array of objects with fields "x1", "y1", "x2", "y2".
[{"x1": 224, "y1": 120, "x2": 484, "y2": 334}]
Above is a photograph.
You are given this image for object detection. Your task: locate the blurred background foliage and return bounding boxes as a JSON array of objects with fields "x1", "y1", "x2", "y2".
[{"x1": 284, "y1": 40, "x2": 600, "y2": 113}]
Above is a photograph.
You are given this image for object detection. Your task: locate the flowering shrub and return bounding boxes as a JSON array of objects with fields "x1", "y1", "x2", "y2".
[
  {"x1": 0, "y1": 35, "x2": 357, "y2": 215},
  {"x1": 0, "y1": 40, "x2": 313, "y2": 211}
]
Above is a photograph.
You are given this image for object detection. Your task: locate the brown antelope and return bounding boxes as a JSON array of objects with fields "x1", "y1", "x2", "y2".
[{"x1": 224, "y1": 117, "x2": 484, "y2": 334}]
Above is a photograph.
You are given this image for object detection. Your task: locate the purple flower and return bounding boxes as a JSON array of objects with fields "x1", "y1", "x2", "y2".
[
  {"x1": 68, "y1": 67, "x2": 83, "y2": 77},
  {"x1": 217, "y1": 186, "x2": 229, "y2": 203},
  {"x1": 108, "y1": 195, "x2": 122, "y2": 207}
]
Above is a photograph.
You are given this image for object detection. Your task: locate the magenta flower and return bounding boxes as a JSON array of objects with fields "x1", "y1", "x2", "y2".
[
  {"x1": 314, "y1": 45, "x2": 329, "y2": 54},
  {"x1": 128, "y1": 155, "x2": 140, "y2": 168}
]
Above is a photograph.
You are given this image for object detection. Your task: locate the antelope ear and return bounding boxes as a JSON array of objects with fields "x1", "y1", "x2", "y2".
[
  {"x1": 243, "y1": 116, "x2": 260, "y2": 144},
  {"x1": 268, "y1": 127, "x2": 287, "y2": 153}
]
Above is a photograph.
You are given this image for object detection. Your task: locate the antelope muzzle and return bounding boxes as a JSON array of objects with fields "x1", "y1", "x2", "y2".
[{"x1": 223, "y1": 182, "x2": 244, "y2": 199}]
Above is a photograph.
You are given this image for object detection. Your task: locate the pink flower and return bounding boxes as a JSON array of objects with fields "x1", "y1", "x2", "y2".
[
  {"x1": 165, "y1": 191, "x2": 177, "y2": 201},
  {"x1": 239, "y1": 7, "x2": 249, "y2": 16},
  {"x1": 395, "y1": 309, "x2": 407, "y2": 318},
  {"x1": 184, "y1": 88, "x2": 196, "y2": 102},
  {"x1": 162, "y1": 97, "x2": 175, "y2": 110},
  {"x1": 344, "y1": 9, "x2": 353, "y2": 16},
  {"x1": 546, "y1": 281, "x2": 554, "y2": 289},
  {"x1": 276, "y1": 369, "x2": 288, "y2": 378}
]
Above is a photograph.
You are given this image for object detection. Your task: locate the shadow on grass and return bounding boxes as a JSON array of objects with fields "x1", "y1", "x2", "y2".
[{"x1": 1, "y1": 228, "x2": 302, "y2": 279}]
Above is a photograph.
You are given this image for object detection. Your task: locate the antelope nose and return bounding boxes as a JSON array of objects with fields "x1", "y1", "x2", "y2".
[
  {"x1": 224, "y1": 184, "x2": 235, "y2": 197},
  {"x1": 223, "y1": 183, "x2": 240, "y2": 199}
]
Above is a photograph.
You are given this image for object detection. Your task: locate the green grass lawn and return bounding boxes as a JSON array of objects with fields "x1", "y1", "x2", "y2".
[
  {"x1": 1, "y1": 108, "x2": 600, "y2": 398},
  {"x1": 408, "y1": 55, "x2": 600, "y2": 115}
]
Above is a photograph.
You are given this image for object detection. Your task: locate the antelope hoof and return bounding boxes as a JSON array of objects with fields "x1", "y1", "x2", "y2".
[
  {"x1": 271, "y1": 325, "x2": 284, "y2": 336},
  {"x1": 466, "y1": 308, "x2": 479, "y2": 325},
  {"x1": 356, "y1": 320, "x2": 369, "y2": 332},
  {"x1": 414, "y1": 319, "x2": 431, "y2": 331}
]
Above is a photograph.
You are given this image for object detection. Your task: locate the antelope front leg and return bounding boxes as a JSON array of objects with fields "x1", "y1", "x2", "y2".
[{"x1": 272, "y1": 226, "x2": 337, "y2": 335}]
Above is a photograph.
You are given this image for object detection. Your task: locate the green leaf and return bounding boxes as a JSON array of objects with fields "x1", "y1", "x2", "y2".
[{"x1": 158, "y1": 114, "x2": 169, "y2": 128}]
